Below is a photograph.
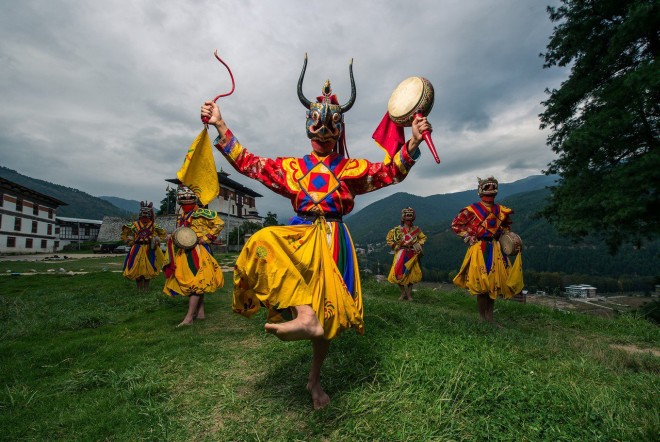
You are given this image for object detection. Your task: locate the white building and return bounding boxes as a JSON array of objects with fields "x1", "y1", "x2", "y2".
[
  {"x1": 565, "y1": 284, "x2": 597, "y2": 298},
  {"x1": 56, "y1": 217, "x2": 103, "y2": 249},
  {"x1": 0, "y1": 177, "x2": 67, "y2": 253}
]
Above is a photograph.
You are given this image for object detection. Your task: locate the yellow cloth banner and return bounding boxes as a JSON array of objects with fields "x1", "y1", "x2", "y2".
[{"x1": 177, "y1": 128, "x2": 219, "y2": 205}]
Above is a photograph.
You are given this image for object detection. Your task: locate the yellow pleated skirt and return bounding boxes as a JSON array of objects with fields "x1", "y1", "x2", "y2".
[
  {"x1": 163, "y1": 244, "x2": 224, "y2": 297},
  {"x1": 387, "y1": 249, "x2": 423, "y2": 285},
  {"x1": 122, "y1": 244, "x2": 166, "y2": 280},
  {"x1": 232, "y1": 220, "x2": 364, "y2": 340},
  {"x1": 453, "y1": 241, "x2": 524, "y2": 299}
]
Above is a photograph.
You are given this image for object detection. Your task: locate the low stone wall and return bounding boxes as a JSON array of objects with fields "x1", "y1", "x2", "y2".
[{"x1": 96, "y1": 216, "x2": 177, "y2": 243}]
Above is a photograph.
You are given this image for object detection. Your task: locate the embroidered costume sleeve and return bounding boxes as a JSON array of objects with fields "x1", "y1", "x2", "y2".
[
  {"x1": 191, "y1": 209, "x2": 224, "y2": 244},
  {"x1": 154, "y1": 224, "x2": 167, "y2": 240},
  {"x1": 214, "y1": 131, "x2": 293, "y2": 199},
  {"x1": 340, "y1": 144, "x2": 420, "y2": 196},
  {"x1": 120, "y1": 222, "x2": 137, "y2": 244},
  {"x1": 451, "y1": 208, "x2": 478, "y2": 239},
  {"x1": 215, "y1": 131, "x2": 420, "y2": 216},
  {"x1": 451, "y1": 203, "x2": 514, "y2": 240},
  {"x1": 386, "y1": 226, "x2": 401, "y2": 249}
]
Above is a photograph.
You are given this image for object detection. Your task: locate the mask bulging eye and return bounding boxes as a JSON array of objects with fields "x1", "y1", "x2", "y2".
[
  {"x1": 332, "y1": 113, "x2": 341, "y2": 123},
  {"x1": 311, "y1": 110, "x2": 320, "y2": 122}
]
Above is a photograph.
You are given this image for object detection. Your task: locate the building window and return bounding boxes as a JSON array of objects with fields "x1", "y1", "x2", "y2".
[
  {"x1": 0, "y1": 193, "x2": 3, "y2": 207},
  {"x1": 16, "y1": 198, "x2": 23, "y2": 212},
  {"x1": 54, "y1": 240, "x2": 59, "y2": 249},
  {"x1": 26, "y1": 238, "x2": 33, "y2": 249},
  {"x1": 72, "y1": 225, "x2": 79, "y2": 236},
  {"x1": 85, "y1": 227, "x2": 90, "y2": 236},
  {"x1": 55, "y1": 226, "x2": 60, "y2": 235},
  {"x1": 48, "y1": 208, "x2": 53, "y2": 219},
  {"x1": 47, "y1": 224, "x2": 52, "y2": 235},
  {"x1": 32, "y1": 220, "x2": 38, "y2": 233},
  {"x1": 7, "y1": 237, "x2": 16, "y2": 248},
  {"x1": 41, "y1": 239, "x2": 47, "y2": 249},
  {"x1": 14, "y1": 217, "x2": 21, "y2": 231},
  {"x1": 33, "y1": 204, "x2": 39, "y2": 215}
]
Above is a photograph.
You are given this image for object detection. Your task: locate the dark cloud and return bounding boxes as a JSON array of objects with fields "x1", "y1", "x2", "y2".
[{"x1": 0, "y1": 0, "x2": 565, "y2": 222}]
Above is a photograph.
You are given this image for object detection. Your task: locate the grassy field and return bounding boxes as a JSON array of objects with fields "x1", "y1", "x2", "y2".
[{"x1": 0, "y1": 256, "x2": 658, "y2": 441}]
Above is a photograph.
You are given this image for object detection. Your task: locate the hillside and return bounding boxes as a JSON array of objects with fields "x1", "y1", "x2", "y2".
[
  {"x1": 98, "y1": 196, "x2": 141, "y2": 213},
  {"x1": 0, "y1": 166, "x2": 130, "y2": 219},
  {"x1": 347, "y1": 178, "x2": 659, "y2": 279},
  {"x1": 345, "y1": 174, "x2": 558, "y2": 243}
]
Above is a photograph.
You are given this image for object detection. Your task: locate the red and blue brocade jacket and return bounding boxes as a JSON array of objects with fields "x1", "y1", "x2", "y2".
[{"x1": 214, "y1": 130, "x2": 420, "y2": 217}]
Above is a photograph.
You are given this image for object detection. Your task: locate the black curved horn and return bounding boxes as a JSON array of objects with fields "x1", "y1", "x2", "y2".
[
  {"x1": 340, "y1": 58, "x2": 356, "y2": 113},
  {"x1": 297, "y1": 53, "x2": 311, "y2": 109}
]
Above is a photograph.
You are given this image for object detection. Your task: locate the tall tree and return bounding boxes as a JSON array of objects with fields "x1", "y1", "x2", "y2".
[
  {"x1": 157, "y1": 187, "x2": 177, "y2": 215},
  {"x1": 539, "y1": 0, "x2": 659, "y2": 252},
  {"x1": 263, "y1": 211, "x2": 279, "y2": 227}
]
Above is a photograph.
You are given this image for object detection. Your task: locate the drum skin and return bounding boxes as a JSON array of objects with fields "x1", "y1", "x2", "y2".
[
  {"x1": 500, "y1": 231, "x2": 522, "y2": 256},
  {"x1": 172, "y1": 227, "x2": 198, "y2": 250},
  {"x1": 387, "y1": 77, "x2": 435, "y2": 126}
]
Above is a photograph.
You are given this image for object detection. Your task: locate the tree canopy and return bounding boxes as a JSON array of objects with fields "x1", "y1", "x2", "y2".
[
  {"x1": 539, "y1": 0, "x2": 659, "y2": 253},
  {"x1": 157, "y1": 187, "x2": 176, "y2": 215}
]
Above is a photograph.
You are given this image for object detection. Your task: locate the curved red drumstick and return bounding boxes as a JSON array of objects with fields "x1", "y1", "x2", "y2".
[
  {"x1": 202, "y1": 50, "x2": 235, "y2": 124},
  {"x1": 415, "y1": 111, "x2": 440, "y2": 164}
]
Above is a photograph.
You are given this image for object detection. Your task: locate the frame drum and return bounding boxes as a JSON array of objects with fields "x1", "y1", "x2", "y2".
[
  {"x1": 172, "y1": 227, "x2": 197, "y2": 250},
  {"x1": 500, "y1": 231, "x2": 522, "y2": 256},
  {"x1": 387, "y1": 77, "x2": 435, "y2": 126}
]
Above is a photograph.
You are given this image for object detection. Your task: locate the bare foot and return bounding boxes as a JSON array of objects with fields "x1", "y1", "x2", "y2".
[
  {"x1": 406, "y1": 296, "x2": 413, "y2": 301},
  {"x1": 398, "y1": 295, "x2": 405, "y2": 301},
  {"x1": 194, "y1": 314, "x2": 205, "y2": 320},
  {"x1": 264, "y1": 305, "x2": 323, "y2": 341},
  {"x1": 306, "y1": 381, "x2": 330, "y2": 410},
  {"x1": 176, "y1": 320, "x2": 193, "y2": 328}
]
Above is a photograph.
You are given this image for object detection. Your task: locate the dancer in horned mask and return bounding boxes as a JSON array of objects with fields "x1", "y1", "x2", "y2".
[
  {"x1": 451, "y1": 177, "x2": 523, "y2": 324},
  {"x1": 201, "y1": 54, "x2": 432, "y2": 409},
  {"x1": 386, "y1": 207, "x2": 427, "y2": 301},
  {"x1": 163, "y1": 185, "x2": 224, "y2": 327},
  {"x1": 120, "y1": 201, "x2": 167, "y2": 291}
]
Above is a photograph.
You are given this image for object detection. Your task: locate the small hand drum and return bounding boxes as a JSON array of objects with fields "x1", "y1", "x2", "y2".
[
  {"x1": 172, "y1": 227, "x2": 198, "y2": 250},
  {"x1": 500, "y1": 232, "x2": 522, "y2": 256},
  {"x1": 387, "y1": 77, "x2": 434, "y2": 126},
  {"x1": 387, "y1": 76, "x2": 439, "y2": 163}
]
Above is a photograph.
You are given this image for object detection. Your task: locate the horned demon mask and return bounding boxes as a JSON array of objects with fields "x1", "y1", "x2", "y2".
[{"x1": 297, "y1": 54, "x2": 356, "y2": 155}]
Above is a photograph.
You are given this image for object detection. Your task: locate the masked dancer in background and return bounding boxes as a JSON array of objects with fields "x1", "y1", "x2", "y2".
[
  {"x1": 163, "y1": 185, "x2": 224, "y2": 327},
  {"x1": 451, "y1": 177, "x2": 523, "y2": 324},
  {"x1": 120, "y1": 201, "x2": 167, "y2": 291},
  {"x1": 386, "y1": 207, "x2": 427, "y2": 301},
  {"x1": 201, "y1": 55, "x2": 432, "y2": 409}
]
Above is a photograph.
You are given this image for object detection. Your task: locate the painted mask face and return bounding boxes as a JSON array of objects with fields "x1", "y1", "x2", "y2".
[
  {"x1": 477, "y1": 176, "x2": 499, "y2": 198},
  {"x1": 138, "y1": 201, "x2": 154, "y2": 221},
  {"x1": 176, "y1": 186, "x2": 197, "y2": 206},
  {"x1": 297, "y1": 54, "x2": 356, "y2": 153},
  {"x1": 306, "y1": 85, "x2": 343, "y2": 143}
]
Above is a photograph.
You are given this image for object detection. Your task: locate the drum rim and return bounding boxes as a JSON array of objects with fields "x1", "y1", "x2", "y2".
[
  {"x1": 387, "y1": 76, "x2": 434, "y2": 126},
  {"x1": 173, "y1": 226, "x2": 197, "y2": 249}
]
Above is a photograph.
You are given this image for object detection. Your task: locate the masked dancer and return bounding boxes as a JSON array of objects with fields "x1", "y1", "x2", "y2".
[
  {"x1": 163, "y1": 185, "x2": 225, "y2": 327},
  {"x1": 386, "y1": 207, "x2": 427, "y2": 301},
  {"x1": 451, "y1": 177, "x2": 523, "y2": 324},
  {"x1": 201, "y1": 55, "x2": 432, "y2": 409},
  {"x1": 120, "y1": 201, "x2": 167, "y2": 291}
]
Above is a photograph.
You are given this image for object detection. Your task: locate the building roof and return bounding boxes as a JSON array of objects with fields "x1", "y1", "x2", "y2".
[
  {"x1": 56, "y1": 216, "x2": 103, "y2": 225},
  {"x1": 0, "y1": 177, "x2": 68, "y2": 207},
  {"x1": 166, "y1": 170, "x2": 263, "y2": 198}
]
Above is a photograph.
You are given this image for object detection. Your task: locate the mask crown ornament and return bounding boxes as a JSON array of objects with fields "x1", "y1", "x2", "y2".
[
  {"x1": 139, "y1": 201, "x2": 155, "y2": 221},
  {"x1": 401, "y1": 207, "x2": 416, "y2": 222},
  {"x1": 477, "y1": 176, "x2": 499, "y2": 197},
  {"x1": 297, "y1": 53, "x2": 356, "y2": 150},
  {"x1": 176, "y1": 185, "x2": 197, "y2": 205}
]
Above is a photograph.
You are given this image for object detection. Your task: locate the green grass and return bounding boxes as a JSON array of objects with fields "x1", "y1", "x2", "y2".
[{"x1": 0, "y1": 261, "x2": 658, "y2": 441}]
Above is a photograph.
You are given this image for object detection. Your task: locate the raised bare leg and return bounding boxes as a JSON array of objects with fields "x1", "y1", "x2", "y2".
[
  {"x1": 177, "y1": 294, "x2": 200, "y2": 327},
  {"x1": 307, "y1": 338, "x2": 331, "y2": 410},
  {"x1": 264, "y1": 305, "x2": 323, "y2": 341},
  {"x1": 398, "y1": 285, "x2": 406, "y2": 301},
  {"x1": 406, "y1": 284, "x2": 413, "y2": 301}
]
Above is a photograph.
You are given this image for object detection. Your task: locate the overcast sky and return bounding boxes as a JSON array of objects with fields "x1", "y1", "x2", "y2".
[{"x1": 0, "y1": 0, "x2": 566, "y2": 221}]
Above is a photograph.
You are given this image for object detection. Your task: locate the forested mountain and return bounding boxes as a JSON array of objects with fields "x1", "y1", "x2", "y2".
[
  {"x1": 98, "y1": 196, "x2": 140, "y2": 213},
  {"x1": 347, "y1": 177, "x2": 658, "y2": 279},
  {"x1": 0, "y1": 166, "x2": 130, "y2": 219}
]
